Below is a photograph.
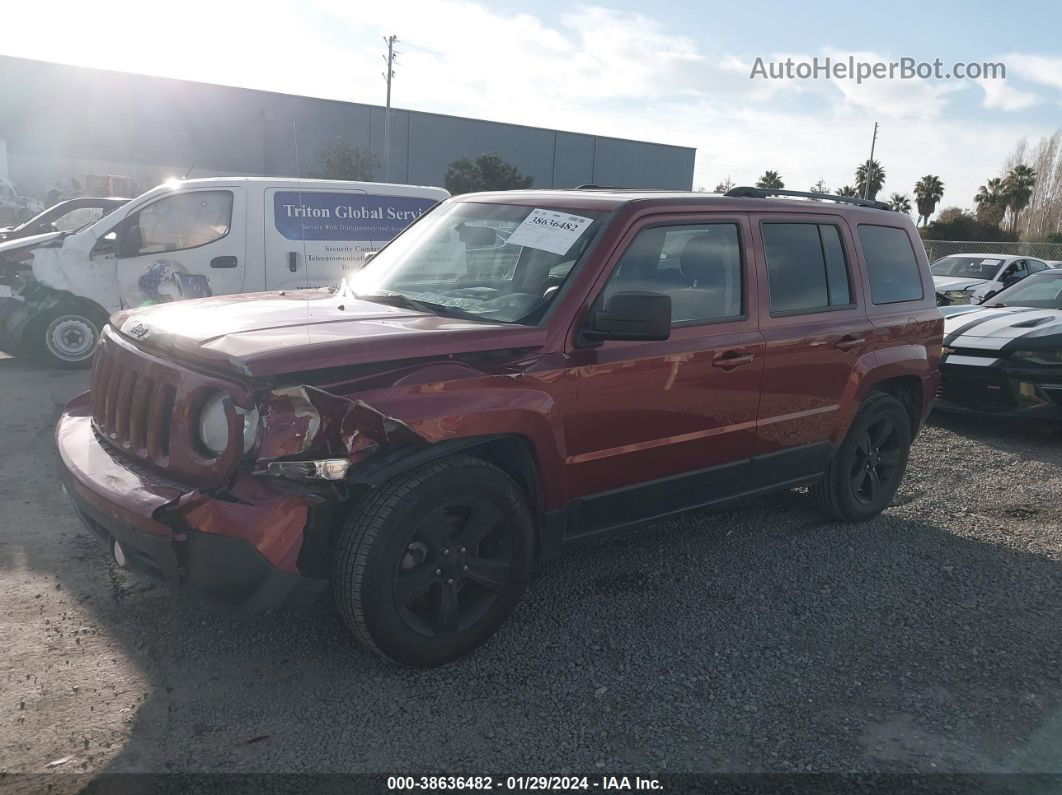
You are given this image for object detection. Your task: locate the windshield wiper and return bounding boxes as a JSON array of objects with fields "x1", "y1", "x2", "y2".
[
  {"x1": 355, "y1": 291, "x2": 439, "y2": 315},
  {"x1": 356, "y1": 291, "x2": 488, "y2": 322}
]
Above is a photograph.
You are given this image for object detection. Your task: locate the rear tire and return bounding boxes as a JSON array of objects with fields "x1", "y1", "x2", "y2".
[
  {"x1": 333, "y1": 454, "x2": 533, "y2": 667},
  {"x1": 811, "y1": 392, "x2": 912, "y2": 522}
]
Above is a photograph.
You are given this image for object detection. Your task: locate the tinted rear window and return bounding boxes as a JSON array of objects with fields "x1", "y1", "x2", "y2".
[
  {"x1": 762, "y1": 223, "x2": 853, "y2": 314},
  {"x1": 858, "y1": 225, "x2": 924, "y2": 304}
]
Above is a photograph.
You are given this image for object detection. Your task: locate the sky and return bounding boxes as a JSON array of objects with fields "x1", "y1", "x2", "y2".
[{"x1": 3, "y1": 0, "x2": 1061, "y2": 217}]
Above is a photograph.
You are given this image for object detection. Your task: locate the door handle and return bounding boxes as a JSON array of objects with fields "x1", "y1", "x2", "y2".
[
  {"x1": 712, "y1": 350, "x2": 755, "y2": 369},
  {"x1": 835, "y1": 335, "x2": 866, "y2": 351},
  {"x1": 210, "y1": 255, "x2": 238, "y2": 269},
  {"x1": 288, "y1": 252, "x2": 298, "y2": 273}
]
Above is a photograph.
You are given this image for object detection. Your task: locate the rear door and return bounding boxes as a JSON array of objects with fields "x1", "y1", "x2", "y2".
[
  {"x1": 750, "y1": 213, "x2": 872, "y2": 485},
  {"x1": 115, "y1": 187, "x2": 245, "y2": 308}
]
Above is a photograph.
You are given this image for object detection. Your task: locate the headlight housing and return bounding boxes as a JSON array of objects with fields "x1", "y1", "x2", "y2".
[
  {"x1": 942, "y1": 289, "x2": 974, "y2": 304},
  {"x1": 196, "y1": 392, "x2": 260, "y2": 457},
  {"x1": 1010, "y1": 348, "x2": 1062, "y2": 366}
]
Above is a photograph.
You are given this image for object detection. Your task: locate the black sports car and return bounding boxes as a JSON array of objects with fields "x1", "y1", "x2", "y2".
[{"x1": 937, "y1": 269, "x2": 1062, "y2": 419}]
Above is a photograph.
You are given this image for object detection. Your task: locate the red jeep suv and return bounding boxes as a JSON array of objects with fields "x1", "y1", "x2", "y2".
[{"x1": 56, "y1": 187, "x2": 943, "y2": 666}]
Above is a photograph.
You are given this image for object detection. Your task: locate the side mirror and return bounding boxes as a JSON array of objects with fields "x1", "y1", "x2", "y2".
[
  {"x1": 1003, "y1": 274, "x2": 1022, "y2": 287},
  {"x1": 582, "y1": 291, "x2": 671, "y2": 344}
]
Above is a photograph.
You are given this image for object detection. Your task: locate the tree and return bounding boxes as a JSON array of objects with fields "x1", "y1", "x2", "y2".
[
  {"x1": 713, "y1": 176, "x2": 735, "y2": 193},
  {"x1": 854, "y1": 159, "x2": 886, "y2": 200},
  {"x1": 756, "y1": 170, "x2": 784, "y2": 189},
  {"x1": 913, "y1": 175, "x2": 945, "y2": 226},
  {"x1": 836, "y1": 185, "x2": 858, "y2": 197},
  {"x1": 1002, "y1": 163, "x2": 1037, "y2": 233},
  {"x1": 888, "y1": 193, "x2": 912, "y2": 214},
  {"x1": 975, "y1": 177, "x2": 1007, "y2": 226},
  {"x1": 924, "y1": 208, "x2": 1016, "y2": 242},
  {"x1": 309, "y1": 138, "x2": 379, "y2": 181},
  {"x1": 444, "y1": 153, "x2": 533, "y2": 195},
  {"x1": 809, "y1": 179, "x2": 829, "y2": 194}
]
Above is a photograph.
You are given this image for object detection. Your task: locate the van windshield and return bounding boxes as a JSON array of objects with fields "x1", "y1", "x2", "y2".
[{"x1": 341, "y1": 201, "x2": 605, "y2": 325}]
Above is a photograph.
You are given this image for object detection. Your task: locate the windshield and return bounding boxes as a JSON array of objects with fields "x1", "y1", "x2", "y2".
[
  {"x1": 342, "y1": 201, "x2": 606, "y2": 325},
  {"x1": 988, "y1": 272, "x2": 1062, "y2": 309},
  {"x1": 931, "y1": 256, "x2": 1002, "y2": 279}
]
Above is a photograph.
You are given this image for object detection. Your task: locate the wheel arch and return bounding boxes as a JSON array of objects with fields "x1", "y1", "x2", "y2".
[{"x1": 20, "y1": 289, "x2": 110, "y2": 356}]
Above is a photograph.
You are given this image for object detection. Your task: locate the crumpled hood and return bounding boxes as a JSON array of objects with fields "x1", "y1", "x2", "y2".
[
  {"x1": 112, "y1": 289, "x2": 547, "y2": 378},
  {"x1": 0, "y1": 230, "x2": 63, "y2": 259},
  {"x1": 934, "y1": 275, "x2": 987, "y2": 292}
]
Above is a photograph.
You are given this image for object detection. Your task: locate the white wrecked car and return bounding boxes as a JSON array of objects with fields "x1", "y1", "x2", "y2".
[{"x1": 0, "y1": 177, "x2": 448, "y2": 367}]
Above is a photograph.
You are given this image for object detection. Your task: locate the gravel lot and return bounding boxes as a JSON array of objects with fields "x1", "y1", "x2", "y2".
[{"x1": 1, "y1": 354, "x2": 1060, "y2": 777}]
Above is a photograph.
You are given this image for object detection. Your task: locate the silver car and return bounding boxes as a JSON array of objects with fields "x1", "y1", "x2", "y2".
[{"x1": 932, "y1": 253, "x2": 1051, "y2": 304}]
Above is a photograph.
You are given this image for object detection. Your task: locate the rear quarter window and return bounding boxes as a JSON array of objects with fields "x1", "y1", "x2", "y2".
[{"x1": 858, "y1": 224, "x2": 924, "y2": 304}]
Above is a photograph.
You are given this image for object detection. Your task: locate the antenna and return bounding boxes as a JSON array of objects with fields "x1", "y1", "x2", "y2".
[{"x1": 182, "y1": 160, "x2": 197, "y2": 179}]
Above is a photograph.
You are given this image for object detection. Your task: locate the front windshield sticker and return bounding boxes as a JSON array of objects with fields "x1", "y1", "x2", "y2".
[
  {"x1": 504, "y1": 209, "x2": 594, "y2": 256},
  {"x1": 981, "y1": 259, "x2": 1002, "y2": 266}
]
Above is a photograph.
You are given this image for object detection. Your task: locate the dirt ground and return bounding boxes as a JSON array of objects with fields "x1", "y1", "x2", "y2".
[{"x1": 1, "y1": 353, "x2": 1060, "y2": 779}]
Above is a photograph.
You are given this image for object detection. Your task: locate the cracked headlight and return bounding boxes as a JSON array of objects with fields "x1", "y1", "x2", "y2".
[{"x1": 197, "y1": 393, "x2": 260, "y2": 457}]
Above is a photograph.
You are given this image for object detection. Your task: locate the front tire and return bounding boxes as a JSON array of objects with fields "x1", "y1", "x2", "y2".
[
  {"x1": 333, "y1": 454, "x2": 534, "y2": 667},
  {"x1": 811, "y1": 392, "x2": 912, "y2": 522},
  {"x1": 36, "y1": 310, "x2": 103, "y2": 369}
]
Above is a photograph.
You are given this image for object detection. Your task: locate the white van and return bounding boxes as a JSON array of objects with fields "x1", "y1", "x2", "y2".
[{"x1": 0, "y1": 177, "x2": 448, "y2": 366}]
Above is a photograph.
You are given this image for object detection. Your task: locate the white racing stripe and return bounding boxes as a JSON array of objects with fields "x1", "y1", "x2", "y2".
[{"x1": 943, "y1": 355, "x2": 1000, "y2": 367}]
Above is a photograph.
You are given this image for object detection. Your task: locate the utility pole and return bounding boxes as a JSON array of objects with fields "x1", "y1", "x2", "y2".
[
  {"x1": 382, "y1": 35, "x2": 399, "y2": 183},
  {"x1": 863, "y1": 121, "x2": 878, "y2": 200}
]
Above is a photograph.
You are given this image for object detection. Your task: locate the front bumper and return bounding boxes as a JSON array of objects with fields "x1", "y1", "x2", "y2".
[
  {"x1": 935, "y1": 361, "x2": 1062, "y2": 419},
  {"x1": 56, "y1": 393, "x2": 328, "y2": 615}
]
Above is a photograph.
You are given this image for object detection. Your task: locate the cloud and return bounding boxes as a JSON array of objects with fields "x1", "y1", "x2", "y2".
[
  {"x1": 1002, "y1": 54, "x2": 1062, "y2": 91},
  {"x1": 979, "y1": 79, "x2": 1039, "y2": 111}
]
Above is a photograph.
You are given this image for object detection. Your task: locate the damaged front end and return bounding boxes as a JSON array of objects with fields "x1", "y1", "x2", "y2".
[
  {"x1": 253, "y1": 384, "x2": 426, "y2": 483},
  {"x1": 0, "y1": 243, "x2": 39, "y2": 355}
]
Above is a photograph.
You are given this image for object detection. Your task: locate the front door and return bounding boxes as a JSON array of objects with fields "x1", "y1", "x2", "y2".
[
  {"x1": 566, "y1": 213, "x2": 764, "y2": 531},
  {"x1": 115, "y1": 187, "x2": 245, "y2": 308}
]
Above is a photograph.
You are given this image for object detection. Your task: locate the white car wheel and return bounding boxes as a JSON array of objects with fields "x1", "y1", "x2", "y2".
[{"x1": 41, "y1": 313, "x2": 100, "y2": 367}]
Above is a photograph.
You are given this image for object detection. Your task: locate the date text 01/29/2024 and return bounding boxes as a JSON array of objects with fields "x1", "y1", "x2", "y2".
[{"x1": 386, "y1": 776, "x2": 663, "y2": 791}]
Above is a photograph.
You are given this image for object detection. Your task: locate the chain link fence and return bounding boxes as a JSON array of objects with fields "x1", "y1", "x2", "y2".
[{"x1": 921, "y1": 239, "x2": 1062, "y2": 263}]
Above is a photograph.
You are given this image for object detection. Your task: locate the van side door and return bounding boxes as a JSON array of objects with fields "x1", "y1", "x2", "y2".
[{"x1": 114, "y1": 187, "x2": 245, "y2": 308}]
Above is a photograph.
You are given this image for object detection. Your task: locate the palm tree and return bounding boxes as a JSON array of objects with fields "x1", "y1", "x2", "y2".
[
  {"x1": 974, "y1": 177, "x2": 1007, "y2": 227},
  {"x1": 855, "y1": 159, "x2": 886, "y2": 200},
  {"x1": 1002, "y1": 164, "x2": 1037, "y2": 233},
  {"x1": 913, "y1": 175, "x2": 944, "y2": 226},
  {"x1": 888, "y1": 193, "x2": 912, "y2": 214},
  {"x1": 836, "y1": 185, "x2": 858, "y2": 197},
  {"x1": 809, "y1": 179, "x2": 829, "y2": 194},
  {"x1": 756, "y1": 170, "x2": 785, "y2": 189}
]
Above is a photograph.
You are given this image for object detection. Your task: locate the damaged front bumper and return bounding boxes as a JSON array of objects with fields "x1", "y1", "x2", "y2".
[{"x1": 56, "y1": 392, "x2": 328, "y2": 615}]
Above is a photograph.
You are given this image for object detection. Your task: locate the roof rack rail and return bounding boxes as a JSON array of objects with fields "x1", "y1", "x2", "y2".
[
  {"x1": 724, "y1": 186, "x2": 892, "y2": 211},
  {"x1": 574, "y1": 184, "x2": 624, "y2": 190}
]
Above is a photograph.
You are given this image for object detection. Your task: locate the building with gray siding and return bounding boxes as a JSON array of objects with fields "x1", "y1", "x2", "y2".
[{"x1": 0, "y1": 56, "x2": 695, "y2": 200}]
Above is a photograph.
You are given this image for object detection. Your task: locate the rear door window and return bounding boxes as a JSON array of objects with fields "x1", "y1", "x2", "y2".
[
  {"x1": 761, "y1": 223, "x2": 853, "y2": 314},
  {"x1": 857, "y1": 224, "x2": 924, "y2": 304}
]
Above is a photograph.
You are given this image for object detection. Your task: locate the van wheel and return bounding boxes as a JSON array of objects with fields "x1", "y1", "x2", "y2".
[
  {"x1": 333, "y1": 454, "x2": 533, "y2": 667},
  {"x1": 811, "y1": 392, "x2": 912, "y2": 522},
  {"x1": 36, "y1": 310, "x2": 102, "y2": 369}
]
